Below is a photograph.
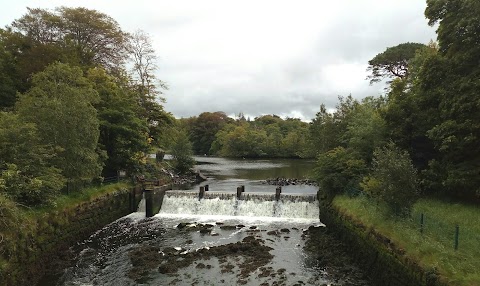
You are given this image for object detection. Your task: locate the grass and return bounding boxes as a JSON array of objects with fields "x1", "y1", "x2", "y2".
[
  {"x1": 24, "y1": 182, "x2": 130, "y2": 218},
  {"x1": 333, "y1": 195, "x2": 480, "y2": 286}
]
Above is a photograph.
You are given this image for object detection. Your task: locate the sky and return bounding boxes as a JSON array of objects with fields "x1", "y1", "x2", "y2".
[{"x1": 0, "y1": 1, "x2": 437, "y2": 121}]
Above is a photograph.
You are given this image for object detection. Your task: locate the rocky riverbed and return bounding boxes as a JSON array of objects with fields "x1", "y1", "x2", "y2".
[
  {"x1": 263, "y1": 177, "x2": 318, "y2": 187},
  {"x1": 125, "y1": 220, "x2": 370, "y2": 286}
]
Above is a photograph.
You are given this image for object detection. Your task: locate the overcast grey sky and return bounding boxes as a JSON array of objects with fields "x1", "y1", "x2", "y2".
[{"x1": 1, "y1": 1, "x2": 437, "y2": 121}]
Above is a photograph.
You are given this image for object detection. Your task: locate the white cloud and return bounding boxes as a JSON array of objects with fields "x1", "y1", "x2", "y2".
[{"x1": 0, "y1": 0, "x2": 437, "y2": 120}]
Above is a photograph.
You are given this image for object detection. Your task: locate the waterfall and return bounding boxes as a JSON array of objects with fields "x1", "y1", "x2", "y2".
[
  {"x1": 157, "y1": 192, "x2": 319, "y2": 219},
  {"x1": 137, "y1": 192, "x2": 145, "y2": 212}
]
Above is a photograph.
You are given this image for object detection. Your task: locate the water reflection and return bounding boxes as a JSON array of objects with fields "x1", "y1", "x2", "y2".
[{"x1": 184, "y1": 156, "x2": 318, "y2": 195}]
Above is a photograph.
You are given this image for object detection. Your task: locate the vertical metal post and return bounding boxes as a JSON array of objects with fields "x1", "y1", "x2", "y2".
[
  {"x1": 199, "y1": 186, "x2": 205, "y2": 200},
  {"x1": 236, "y1": 186, "x2": 243, "y2": 200},
  {"x1": 420, "y1": 213, "x2": 424, "y2": 234},
  {"x1": 454, "y1": 225, "x2": 459, "y2": 250},
  {"x1": 275, "y1": 186, "x2": 282, "y2": 201}
]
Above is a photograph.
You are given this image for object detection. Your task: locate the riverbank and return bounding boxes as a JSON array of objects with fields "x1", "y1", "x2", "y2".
[
  {"x1": 0, "y1": 183, "x2": 133, "y2": 286},
  {"x1": 324, "y1": 194, "x2": 479, "y2": 285}
]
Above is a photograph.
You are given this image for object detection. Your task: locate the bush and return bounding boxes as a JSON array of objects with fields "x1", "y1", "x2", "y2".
[
  {"x1": 361, "y1": 143, "x2": 419, "y2": 216},
  {"x1": 170, "y1": 131, "x2": 195, "y2": 174},
  {"x1": 314, "y1": 147, "x2": 367, "y2": 203},
  {"x1": 0, "y1": 164, "x2": 64, "y2": 206}
]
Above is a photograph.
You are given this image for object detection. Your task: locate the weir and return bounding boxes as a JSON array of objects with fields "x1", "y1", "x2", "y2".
[{"x1": 157, "y1": 191, "x2": 319, "y2": 219}]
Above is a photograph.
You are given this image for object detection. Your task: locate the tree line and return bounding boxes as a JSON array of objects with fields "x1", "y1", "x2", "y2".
[
  {"x1": 312, "y1": 0, "x2": 480, "y2": 213},
  {"x1": 0, "y1": 7, "x2": 173, "y2": 206},
  {"x1": 178, "y1": 112, "x2": 309, "y2": 158}
]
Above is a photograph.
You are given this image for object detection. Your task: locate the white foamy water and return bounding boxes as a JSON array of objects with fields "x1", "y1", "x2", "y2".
[{"x1": 158, "y1": 192, "x2": 320, "y2": 220}]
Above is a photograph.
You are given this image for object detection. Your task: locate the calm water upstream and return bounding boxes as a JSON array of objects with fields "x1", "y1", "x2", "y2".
[
  {"x1": 185, "y1": 156, "x2": 318, "y2": 195},
  {"x1": 42, "y1": 158, "x2": 371, "y2": 286}
]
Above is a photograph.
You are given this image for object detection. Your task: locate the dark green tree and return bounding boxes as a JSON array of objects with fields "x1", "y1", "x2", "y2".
[
  {"x1": 367, "y1": 42, "x2": 426, "y2": 84},
  {"x1": 16, "y1": 62, "x2": 102, "y2": 188},
  {"x1": 314, "y1": 147, "x2": 367, "y2": 203},
  {"x1": 189, "y1": 112, "x2": 232, "y2": 155},
  {"x1": 0, "y1": 112, "x2": 65, "y2": 205},
  {"x1": 87, "y1": 68, "x2": 149, "y2": 177},
  {"x1": 170, "y1": 130, "x2": 195, "y2": 174},
  {"x1": 361, "y1": 143, "x2": 418, "y2": 216}
]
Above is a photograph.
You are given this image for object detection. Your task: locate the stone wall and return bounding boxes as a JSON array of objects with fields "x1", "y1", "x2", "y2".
[{"x1": 1, "y1": 188, "x2": 133, "y2": 286}]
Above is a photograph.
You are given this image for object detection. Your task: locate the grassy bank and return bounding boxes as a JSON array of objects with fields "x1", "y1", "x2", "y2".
[
  {"x1": 333, "y1": 195, "x2": 480, "y2": 286},
  {"x1": 24, "y1": 182, "x2": 130, "y2": 217}
]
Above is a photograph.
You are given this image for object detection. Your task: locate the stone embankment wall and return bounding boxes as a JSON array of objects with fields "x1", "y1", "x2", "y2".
[
  {"x1": 319, "y1": 193, "x2": 446, "y2": 286},
  {"x1": 1, "y1": 188, "x2": 134, "y2": 286}
]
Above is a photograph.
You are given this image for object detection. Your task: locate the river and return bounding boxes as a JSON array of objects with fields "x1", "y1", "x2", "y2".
[{"x1": 41, "y1": 157, "x2": 371, "y2": 286}]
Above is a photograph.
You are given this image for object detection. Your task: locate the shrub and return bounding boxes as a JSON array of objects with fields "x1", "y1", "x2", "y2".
[
  {"x1": 170, "y1": 131, "x2": 195, "y2": 174},
  {"x1": 361, "y1": 143, "x2": 419, "y2": 216},
  {"x1": 314, "y1": 147, "x2": 367, "y2": 203}
]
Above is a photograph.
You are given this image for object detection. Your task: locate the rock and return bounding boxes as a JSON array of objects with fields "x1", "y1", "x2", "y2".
[
  {"x1": 196, "y1": 263, "x2": 206, "y2": 269},
  {"x1": 177, "y1": 222, "x2": 188, "y2": 229},
  {"x1": 266, "y1": 230, "x2": 278, "y2": 236}
]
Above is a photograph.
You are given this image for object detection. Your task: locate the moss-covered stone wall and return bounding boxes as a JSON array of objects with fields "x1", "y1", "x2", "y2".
[
  {"x1": 320, "y1": 196, "x2": 446, "y2": 286},
  {"x1": 1, "y1": 188, "x2": 132, "y2": 286}
]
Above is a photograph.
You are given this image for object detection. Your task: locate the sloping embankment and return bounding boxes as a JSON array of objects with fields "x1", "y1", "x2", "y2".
[{"x1": 319, "y1": 193, "x2": 447, "y2": 286}]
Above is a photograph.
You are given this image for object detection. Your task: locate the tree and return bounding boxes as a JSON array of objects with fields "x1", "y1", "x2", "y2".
[
  {"x1": 425, "y1": 0, "x2": 480, "y2": 66},
  {"x1": 361, "y1": 143, "x2": 418, "y2": 216},
  {"x1": 189, "y1": 111, "x2": 232, "y2": 155},
  {"x1": 127, "y1": 30, "x2": 172, "y2": 146},
  {"x1": 0, "y1": 34, "x2": 19, "y2": 110},
  {"x1": 314, "y1": 147, "x2": 367, "y2": 203},
  {"x1": 87, "y1": 68, "x2": 149, "y2": 177},
  {"x1": 0, "y1": 112, "x2": 65, "y2": 205},
  {"x1": 402, "y1": 2, "x2": 480, "y2": 200},
  {"x1": 307, "y1": 96, "x2": 359, "y2": 156},
  {"x1": 11, "y1": 7, "x2": 130, "y2": 71},
  {"x1": 16, "y1": 62, "x2": 102, "y2": 188},
  {"x1": 343, "y1": 97, "x2": 387, "y2": 163},
  {"x1": 170, "y1": 130, "x2": 195, "y2": 174},
  {"x1": 367, "y1": 42, "x2": 426, "y2": 84},
  {"x1": 3, "y1": 6, "x2": 130, "y2": 92}
]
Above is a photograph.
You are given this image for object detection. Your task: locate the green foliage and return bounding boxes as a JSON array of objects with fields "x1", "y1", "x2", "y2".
[
  {"x1": 0, "y1": 193, "x2": 21, "y2": 234},
  {"x1": 425, "y1": 0, "x2": 480, "y2": 66},
  {"x1": 11, "y1": 7, "x2": 129, "y2": 71},
  {"x1": 0, "y1": 112, "x2": 65, "y2": 205},
  {"x1": 188, "y1": 111, "x2": 232, "y2": 155},
  {"x1": 170, "y1": 130, "x2": 195, "y2": 174},
  {"x1": 209, "y1": 115, "x2": 309, "y2": 158},
  {"x1": 362, "y1": 143, "x2": 418, "y2": 216},
  {"x1": 0, "y1": 164, "x2": 64, "y2": 206},
  {"x1": 343, "y1": 97, "x2": 387, "y2": 162},
  {"x1": 307, "y1": 96, "x2": 359, "y2": 157},
  {"x1": 16, "y1": 62, "x2": 102, "y2": 187},
  {"x1": 0, "y1": 36, "x2": 18, "y2": 110},
  {"x1": 314, "y1": 147, "x2": 367, "y2": 201},
  {"x1": 367, "y1": 42, "x2": 426, "y2": 84},
  {"x1": 87, "y1": 68, "x2": 149, "y2": 176}
]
